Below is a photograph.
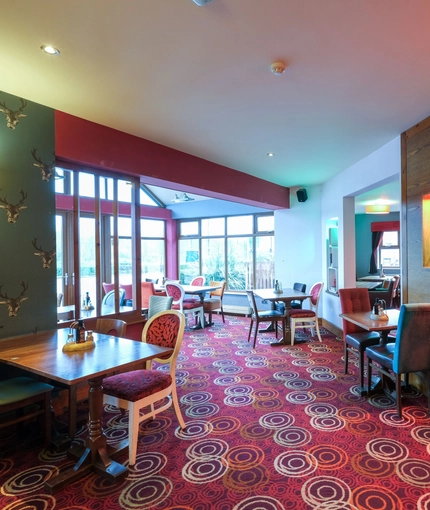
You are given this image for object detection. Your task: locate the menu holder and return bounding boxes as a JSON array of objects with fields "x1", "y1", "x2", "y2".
[
  {"x1": 63, "y1": 339, "x2": 95, "y2": 352},
  {"x1": 369, "y1": 312, "x2": 389, "y2": 321}
]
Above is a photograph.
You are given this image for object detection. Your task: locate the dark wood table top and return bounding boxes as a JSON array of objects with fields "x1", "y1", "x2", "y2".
[
  {"x1": 340, "y1": 309, "x2": 400, "y2": 332},
  {"x1": 0, "y1": 329, "x2": 173, "y2": 386}
]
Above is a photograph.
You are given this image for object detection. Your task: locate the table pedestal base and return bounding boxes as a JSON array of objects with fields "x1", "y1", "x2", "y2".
[{"x1": 45, "y1": 377, "x2": 129, "y2": 494}]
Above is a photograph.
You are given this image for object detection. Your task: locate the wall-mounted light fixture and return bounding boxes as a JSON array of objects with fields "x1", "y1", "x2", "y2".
[{"x1": 365, "y1": 204, "x2": 390, "y2": 214}]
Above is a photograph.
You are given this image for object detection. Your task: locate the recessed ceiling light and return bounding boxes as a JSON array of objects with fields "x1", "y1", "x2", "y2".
[
  {"x1": 41, "y1": 45, "x2": 60, "y2": 56},
  {"x1": 267, "y1": 153, "x2": 274, "y2": 157}
]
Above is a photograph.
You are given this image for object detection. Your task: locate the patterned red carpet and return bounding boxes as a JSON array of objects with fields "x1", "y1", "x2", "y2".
[{"x1": 1, "y1": 315, "x2": 430, "y2": 509}]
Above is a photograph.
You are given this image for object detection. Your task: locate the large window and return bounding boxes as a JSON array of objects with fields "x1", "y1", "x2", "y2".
[
  {"x1": 379, "y1": 230, "x2": 400, "y2": 269},
  {"x1": 55, "y1": 165, "x2": 166, "y2": 320},
  {"x1": 178, "y1": 214, "x2": 274, "y2": 290}
]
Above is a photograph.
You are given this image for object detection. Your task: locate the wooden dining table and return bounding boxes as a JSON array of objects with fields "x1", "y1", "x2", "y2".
[
  {"x1": 339, "y1": 308, "x2": 400, "y2": 345},
  {"x1": 157, "y1": 283, "x2": 223, "y2": 328},
  {"x1": 0, "y1": 329, "x2": 173, "y2": 494},
  {"x1": 253, "y1": 287, "x2": 311, "y2": 346},
  {"x1": 339, "y1": 309, "x2": 400, "y2": 394}
]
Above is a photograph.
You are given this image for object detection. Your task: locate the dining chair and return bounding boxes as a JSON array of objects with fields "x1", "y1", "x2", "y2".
[
  {"x1": 368, "y1": 278, "x2": 396, "y2": 309},
  {"x1": 95, "y1": 318, "x2": 127, "y2": 337},
  {"x1": 141, "y1": 282, "x2": 167, "y2": 309},
  {"x1": 101, "y1": 289, "x2": 126, "y2": 307},
  {"x1": 289, "y1": 282, "x2": 324, "y2": 344},
  {"x1": 365, "y1": 303, "x2": 430, "y2": 418},
  {"x1": 102, "y1": 310, "x2": 186, "y2": 465},
  {"x1": 148, "y1": 294, "x2": 173, "y2": 319},
  {"x1": 246, "y1": 290, "x2": 287, "y2": 348},
  {"x1": 190, "y1": 275, "x2": 205, "y2": 286},
  {"x1": 0, "y1": 376, "x2": 54, "y2": 448},
  {"x1": 338, "y1": 288, "x2": 381, "y2": 391},
  {"x1": 203, "y1": 281, "x2": 226, "y2": 324},
  {"x1": 165, "y1": 282, "x2": 204, "y2": 328},
  {"x1": 275, "y1": 282, "x2": 307, "y2": 314}
]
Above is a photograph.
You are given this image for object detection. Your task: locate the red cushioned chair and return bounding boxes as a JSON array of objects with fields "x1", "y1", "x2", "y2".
[
  {"x1": 339, "y1": 288, "x2": 381, "y2": 392},
  {"x1": 103, "y1": 310, "x2": 185, "y2": 465},
  {"x1": 141, "y1": 282, "x2": 167, "y2": 309},
  {"x1": 289, "y1": 282, "x2": 324, "y2": 344},
  {"x1": 165, "y1": 282, "x2": 204, "y2": 329}
]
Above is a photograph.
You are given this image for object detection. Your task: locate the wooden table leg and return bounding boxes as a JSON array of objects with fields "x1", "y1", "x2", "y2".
[{"x1": 45, "y1": 376, "x2": 128, "y2": 494}]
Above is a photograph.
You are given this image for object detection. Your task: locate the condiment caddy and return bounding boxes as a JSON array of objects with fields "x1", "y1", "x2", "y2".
[
  {"x1": 62, "y1": 319, "x2": 96, "y2": 352},
  {"x1": 369, "y1": 299, "x2": 388, "y2": 321}
]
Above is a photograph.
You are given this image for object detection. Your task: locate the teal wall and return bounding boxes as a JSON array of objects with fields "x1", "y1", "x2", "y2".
[
  {"x1": 355, "y1": 212, "x2": 400, "y2": 278},
  {"x1": 0, "y1": 91, "x2": 56, "y2": 338}
]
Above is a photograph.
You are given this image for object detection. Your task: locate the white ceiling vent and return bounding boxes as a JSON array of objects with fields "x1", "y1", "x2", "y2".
[{"x1": 192, "y1": 0, "x2": 213, "y2": 5}]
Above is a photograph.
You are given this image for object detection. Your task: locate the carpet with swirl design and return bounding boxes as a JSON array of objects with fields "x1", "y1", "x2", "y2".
[{"x1": 1, "y1": 315, "x2": 430, "y2": 510}]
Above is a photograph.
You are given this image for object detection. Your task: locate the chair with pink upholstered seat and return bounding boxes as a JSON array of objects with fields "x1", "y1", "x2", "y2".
[
  {"x1": 102, "y1": 310, "x2": 185, "y2": 465},
  {"x1": 165, "y1": 282, "x2": 204, "y2": 329},
  {"x1": 289, "y1": 282, "x2": 324, "y2": 344}
]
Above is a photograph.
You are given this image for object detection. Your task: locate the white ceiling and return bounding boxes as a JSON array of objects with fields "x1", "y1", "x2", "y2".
[{"x1": 2, "y1": 0, "x2": 426, "y2": 209}]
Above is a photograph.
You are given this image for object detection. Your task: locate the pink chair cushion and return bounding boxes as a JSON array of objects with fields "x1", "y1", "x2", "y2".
[
  {"x1": 103, "y1": 370, "x2": 171, "y2": 402},
  {"x1": 166, "y1": 284, "x2": 182, "y2": 301},
  {"x1": 172, "y1": 302, "x2": 202, "y2": 311},
  {"x1": 289, "y1": 309, "x2": 316, "y2": 318}
]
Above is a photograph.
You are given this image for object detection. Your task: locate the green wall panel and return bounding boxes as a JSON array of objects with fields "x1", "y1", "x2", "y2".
[{"x1": 0, "y1": 91, "x2": 56, "y2": 338}]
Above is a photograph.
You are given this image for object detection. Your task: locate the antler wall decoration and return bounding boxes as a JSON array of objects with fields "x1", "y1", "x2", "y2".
[
  {"x1": 0, "y1": 281, "x2": 28, "y2": 317},
  {"x1": 31, "y1": 148, "x2": 55, "y2": 181},
  {"x1": 32, "y1": 238, "x2": 56, "y2": 269},
  {"x1": 0, "y1": 96, "x2": 27, "y2": 129},
  {"x1": 0, "y1": 188, "x2": 28, "y2": 223}
]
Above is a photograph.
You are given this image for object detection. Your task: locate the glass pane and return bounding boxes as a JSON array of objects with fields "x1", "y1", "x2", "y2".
[
  {"x1": 79, "y1": 173, "x2": 95, "y2": 198},
  {"x1": 382, "y1": 231, "x2": 398, "y2": 246},
  {"x1": 227, "y1": 216, "x2": 253, "y2": 236},
  {"x1": 114, "y1": 216, "x2": 132, "y2": 237},
  {"x1": 118, "y1": 238, "x2": 133, "y2": 283},
  {"x1": 255, "y1": 235, "x2": 275, "y2": 288},
  {"x1": 179, "y1": 238, "x2": 200, "y2": 284},
  {"x1": 180, "y1": 221, "x2": 199, "y2": 236},
  {"x1": 201, "y1": 238, "x2": 225, "y2": 282},
  {"x1": 56, "y1": 215, "x2": 63, "y2": 296},
  {"x1": 80, "y1": 216, "x2": 96, "y2": 307},
  {"x1": 201, "y1": 218, "x2": 225, "y2": 237},
  {"x1": 257, "y1": 215, "x2": 274, "y2": 233},
  {"x1": 227, "y1": 237, "x2": 252, "y2": 290},
  {"x1": 142, "y1": 239, "x2": 165, "y2": 282},
  {"x1": 381, "y1": 248, "x2": 400, "y2": 267},
  {"x1": 141, "y1": 219, "x2": 165, "y2": 238},
  {"x1": 118, "y1": 180, "x2": 132, "y2": 203},
  {"x1": 140, "y1": 188, "x2": 160, "y2": 206},
  {"x1": 55, "y1": 168, "x2": 65, "y2": 193}
]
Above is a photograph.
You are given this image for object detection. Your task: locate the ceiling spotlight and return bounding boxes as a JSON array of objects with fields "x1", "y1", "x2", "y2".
[
  {"x1": 192, "y1": 0, "x2": 213, "y2": 5},
  {"x1": 271, "y1": 61, "x2": 286, "y2": 76},
  {"x1": 172, "y1": 192, "x2": 195, "y2": 203},
  {"x1": 267, "y1": 153, "x2": 274, "y2": 157},
  {"x1": 40, "y1": 45, "x2": 60, "y2": 56}
]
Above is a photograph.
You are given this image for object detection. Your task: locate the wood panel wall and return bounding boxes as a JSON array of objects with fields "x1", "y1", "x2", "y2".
[{"x1": 401, "y1": 116, "x2": 430, "y2": 304}]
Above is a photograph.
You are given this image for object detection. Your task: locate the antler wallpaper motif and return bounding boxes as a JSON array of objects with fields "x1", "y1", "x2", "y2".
[
  {"x1": 0, "y1": 188, "x2": 28, "y2": 223},
  {"x1": 0, "y1": 90, "x2": 56, "y2": 338},
  {"x1": 0, "y1": 94, "x2": 27, "y2": 129}
]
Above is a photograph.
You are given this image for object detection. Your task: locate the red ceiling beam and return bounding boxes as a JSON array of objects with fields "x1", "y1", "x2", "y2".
[{"x1": 55, "y1": 111, "x2": 290, "y2": 210}]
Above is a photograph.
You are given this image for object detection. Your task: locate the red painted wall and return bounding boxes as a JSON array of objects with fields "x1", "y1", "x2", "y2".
[{"x1": 55, "y1": 111, "x2": 290, "y2": 210}]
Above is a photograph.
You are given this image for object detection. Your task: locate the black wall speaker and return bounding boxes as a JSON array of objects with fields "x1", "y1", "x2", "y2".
[{"x1": 296, "y1": 188, "x2": 308, "y2": 202}]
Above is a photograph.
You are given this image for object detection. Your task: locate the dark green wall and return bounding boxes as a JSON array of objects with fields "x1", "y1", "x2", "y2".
[
  {"x1": 355, "y1": 212, "x2": 400, "y2": 278},
  {"x1": 0, "y1": 91, "x2": 56, "y2": 338}
]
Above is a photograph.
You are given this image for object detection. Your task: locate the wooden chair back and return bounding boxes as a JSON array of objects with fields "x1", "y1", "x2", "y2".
[{"x1": 95, "y1": 318, "x2": 127, "y2": 337}]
